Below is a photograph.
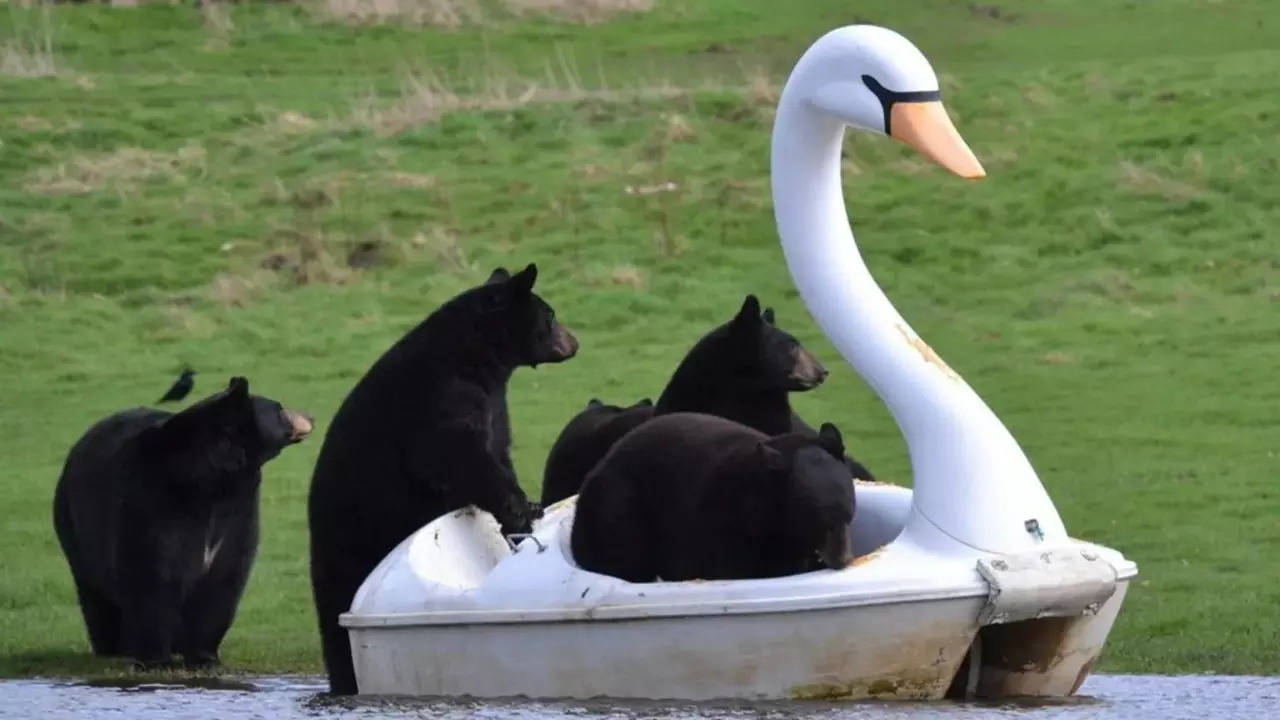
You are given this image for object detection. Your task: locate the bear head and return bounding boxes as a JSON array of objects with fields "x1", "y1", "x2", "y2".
[
  {"x1": 148, "y1": 377, "x2": 313, "y2": 485},
  {"x1": 728, "y1": 295, "x2": 828, "y2": 392},
  {"x1": 756, "y1": 422, "x2": 854, "y2": 570},
  {"x1": 463, "y1": 263, "x2": 578, "y2": 369}
]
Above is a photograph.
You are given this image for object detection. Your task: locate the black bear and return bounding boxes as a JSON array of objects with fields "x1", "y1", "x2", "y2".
[
  {"x1": 653, "y1": 295, "x2": 828, "y2": 435},
  {"x1": 540, "y1": 397, "x2": 654, "y2": 506},
  {"x1": 52, "y1": 377, "x2": 313, "y2": 669},
  {"x1": 659, "y1": 296, "x2": 875, "y2": 481},
  {"x1": 308, "y1": 262, "x2": 578, "y2": 695},
  {"x1": 570, "y1": 412, "x2": 854, "y2": 583},
  {"x1": 540, "y1": 295, "x2": 873, "y2": 506}
]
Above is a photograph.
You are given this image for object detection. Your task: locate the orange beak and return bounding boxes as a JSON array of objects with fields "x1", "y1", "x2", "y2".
[{"x1": 889, "y1": 102, "x2": 986, "y2": 180}]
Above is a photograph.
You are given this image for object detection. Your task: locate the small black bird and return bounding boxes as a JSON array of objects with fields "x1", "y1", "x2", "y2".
[{"x1": 157, "y1": 369, "x2": 196, "y2": 404}]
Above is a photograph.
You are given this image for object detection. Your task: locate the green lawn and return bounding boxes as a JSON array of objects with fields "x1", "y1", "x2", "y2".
[{"x1": 1, "y1": 0, "x2": 1277, "y2": 679}]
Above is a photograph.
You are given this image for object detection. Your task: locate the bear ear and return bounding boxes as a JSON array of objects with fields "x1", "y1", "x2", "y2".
[
  {"x1": 485, "y1": 267, "x2": 511, "y2": 285},
  {"x1": 637, "y1": 397, "x2": 653, "y2": 407},
  {"x1": 756, "y1": 441, "x2": 789, "y2": 474},
  {"x1": 762, "y1": 307, "x2": 775, "y2": 326},
  {"x1": 587, "y1": 398, "x2": 604, "y2": 409},
  {"x1": 508, "y1": 263, "x2": 538, "y2": 296},
  {"x1": 227, "y1": 376, "x2": 250, "y2": 398},
  {"x1": 733, "y1": 294, "x2": 762, "y2": 329},
  {"x1": 818, "y1": 422, "x2": 845, "y2": 459}
]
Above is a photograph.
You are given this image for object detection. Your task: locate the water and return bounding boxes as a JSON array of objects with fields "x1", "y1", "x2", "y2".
[{"x1": 1, "y1": 674, "x2": 1276, "y2": 719}]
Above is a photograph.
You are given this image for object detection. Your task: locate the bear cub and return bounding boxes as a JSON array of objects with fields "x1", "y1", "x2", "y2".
[
  {"x1": 540, "y1": 397, "x2": 654, "y2": 507},
  {"x1": 308, "y1": 262, "x2": 577, "y2": 695},
  {"x1": 570, "y1": 412, "x2": 855, "y2": 583},
  {"x1": 52, "y1": 376, "x2": 312, "y2": 668},
  {"x1": 653, "y1": 294, "x2": 828, "y2": 435},
  {"x1": 655, "y1": 295, "x2": 874, "y2": 481}
]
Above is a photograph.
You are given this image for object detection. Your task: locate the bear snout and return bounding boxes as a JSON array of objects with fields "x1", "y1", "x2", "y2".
[
  {"x1": 817, "y1": 526, "x2": 853, "y2": 570},
  {"x1": 788, "y1": 347, "x2": 829, "y2": 390},
  {"x1": 283, "y1": 409, "x2": 314, "y2": 442},
  {"x1": 549, "y1": 323, "x2": 580, "y2": 361}
]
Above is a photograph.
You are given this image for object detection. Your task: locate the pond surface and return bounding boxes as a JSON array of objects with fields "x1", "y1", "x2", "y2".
[{"x1": 1, "y1": 674, "x2": 1277, "y2": 719}]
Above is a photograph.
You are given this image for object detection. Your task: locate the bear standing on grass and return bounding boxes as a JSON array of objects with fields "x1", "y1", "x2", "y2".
[
  {"x1": 570, "y1": 412, "x2": 854, "y2": 583},
  {"x1": 308, "y1": 263, "x2": 578, "y2": 695},
  {"x1": 52, "y1": 377, "x2": 313, "y2": 669}
]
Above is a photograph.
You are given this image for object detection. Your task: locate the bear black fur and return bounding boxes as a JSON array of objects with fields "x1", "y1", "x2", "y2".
[
  {"x1": 570, "y1": 412, "x2": 854, "y2": 583},
  {"x1": 653, "y1": 295, "x2": 829, "y2": 435},
  {"x1": 52, "y1": 377, "x2": 312, "y2": 668},
  {"x1": 656, "y1": 295, "x2": 874, "y2": 479},
  {"x1": 540, "y1": 295, "x2": 873, "y2": 507},
  {"x1": 307, "y1": 263, "x2": 578, "y2": 695},
  {"x1": 540, "y1": 397, "x2": 654, "y2": 506}
]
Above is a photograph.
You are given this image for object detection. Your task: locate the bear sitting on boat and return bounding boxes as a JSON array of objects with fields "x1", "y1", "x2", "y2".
[
  {"x1": 570, "y1": 412, "x2": 854, "y2": 582},
  {"x1": 541, "y1": 295, "x2": 873, "y2": 506}
]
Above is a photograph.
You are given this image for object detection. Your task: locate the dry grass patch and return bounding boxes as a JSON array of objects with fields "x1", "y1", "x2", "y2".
[
  {"x1": 209, "y1": 270, "x2": 273, "y2": 308},
  {"x1": 25, "y1": 145, "x2": 207, "y2": 196},
  {"x1": 383, "y1": 171, "x2": 438, "y2": 189},
  {"x1": 410, "y1": 225, "x2": 476, "y2": 273},
  {"x1": 258, "y1": 230, "x2": 354, "y2": 287},
  {"x1": 607, "y1": 264, "x2": 645, "y2": 288},
  {"x1": 1117, "y1": 160, "x2": 1206, "y2": 202},
  {"x1": 200, "y1": 0, "x2": 235, "y2": 47},
  {"x1": 1, "y1": 37, "x2": 56, "y2": 78},
  {"x1": 1, "y1": 6, "x2": 58, "y2": 78},
  {"x1": 311, "y1": 0, "x2": 651, "y2": 26},
  {"x1": 505, "y1": 0, "x2": 653, "y2": 24},
  {"x1": 313, "y1": 0, "x2": 482, "y2": 28},
  {"x1": 352, "y1": 70, "x2": 686, "y2": 136}
]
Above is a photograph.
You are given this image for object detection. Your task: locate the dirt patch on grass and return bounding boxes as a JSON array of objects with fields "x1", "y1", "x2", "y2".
[{"x1": 25, "y1": 145, "x2": 207, "y2": 196}]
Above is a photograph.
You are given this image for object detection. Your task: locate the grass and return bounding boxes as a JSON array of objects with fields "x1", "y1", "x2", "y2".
[{"x1": 1, "y1": 0, "x2": 1277, "y2": 681}]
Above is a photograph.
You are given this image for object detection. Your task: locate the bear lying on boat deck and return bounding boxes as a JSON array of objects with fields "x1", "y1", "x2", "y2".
[
  {"x1": 540, "y1": 294, "x2": 873, "y2": 506},
  {"x1": 570, "y1": 412, "x2": 855, "y2": 583},
  {"x1": 308, "y1": 263, "x2": 578, "y2": 695},
  {"x1": 52, "y1": 377, "x2": 313, "y2": 668},
  {"x1": 540, "y1": 397, "x2": 654, "y2": 507}
]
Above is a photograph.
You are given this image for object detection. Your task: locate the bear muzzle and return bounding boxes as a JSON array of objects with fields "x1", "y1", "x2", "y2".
[
  {"x1": 816, "y1": 527, "x2": 854, "y2": 570},
  {"x1": 787, "y1": 347, "x2": 829, "y2": 390},
  {"x1": 547, "y1": 323, "x2": 580, "y2": 362},
  {"x1": 284, "y1": 409, "x2": 314, "y2": 443}
]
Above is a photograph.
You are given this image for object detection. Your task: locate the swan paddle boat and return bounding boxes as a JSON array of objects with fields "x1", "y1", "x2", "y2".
[{"x1": 339, "y1": 24, "x2": 1137, "y2": 701}]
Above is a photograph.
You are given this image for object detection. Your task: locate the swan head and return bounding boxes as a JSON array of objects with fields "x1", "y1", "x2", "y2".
[{"x1": 789, "y1": 25, "x2": 985, "y2": 179}]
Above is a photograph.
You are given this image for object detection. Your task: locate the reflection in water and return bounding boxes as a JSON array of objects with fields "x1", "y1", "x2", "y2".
[{"x1": 0, "y1": 674, "x2": 1277, "y2": 719}]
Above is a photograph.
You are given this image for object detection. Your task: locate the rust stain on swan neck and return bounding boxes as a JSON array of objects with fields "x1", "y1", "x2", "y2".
[{"x1": 895, "y1": 324, "x2": 961, "y2": 381}]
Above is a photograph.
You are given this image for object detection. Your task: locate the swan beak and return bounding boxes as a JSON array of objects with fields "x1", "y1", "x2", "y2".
[{"x1": 889, "y1": 101, "x2": 986, "y2": 180}]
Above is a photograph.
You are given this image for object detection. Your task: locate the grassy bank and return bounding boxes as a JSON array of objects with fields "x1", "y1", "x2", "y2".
[{"x1": 1, "y1": 0, "x2": 1277, "y2": 679}]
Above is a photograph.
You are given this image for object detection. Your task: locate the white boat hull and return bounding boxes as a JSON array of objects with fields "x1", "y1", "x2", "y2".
[
  {"x1": 341, "y1": 485, "x2": 1136, "y2": 701},
  {"x1": 350, "y1": 593, "x2": 984, "y2": 700}
]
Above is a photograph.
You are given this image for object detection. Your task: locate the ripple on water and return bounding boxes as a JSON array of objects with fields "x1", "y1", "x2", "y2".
[{"x1": 0, "y1": 674, "x2": 1277, "y2": 720}]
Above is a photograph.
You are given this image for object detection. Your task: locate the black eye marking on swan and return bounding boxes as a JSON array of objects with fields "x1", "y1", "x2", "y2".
[{"x1": 861, "y1": 75, "x2": 942, "y2": 135}]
